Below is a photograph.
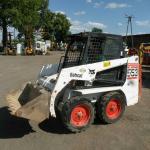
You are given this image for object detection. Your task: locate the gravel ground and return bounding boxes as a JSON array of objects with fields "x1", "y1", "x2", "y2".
[{"x1": 0, "y1": 52, "x2": 149, "y2": 150}]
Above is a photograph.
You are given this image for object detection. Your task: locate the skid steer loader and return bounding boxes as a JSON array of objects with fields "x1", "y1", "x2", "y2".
[{"x1": 6, "y1": 32, "x2": 141, "y2": 132}]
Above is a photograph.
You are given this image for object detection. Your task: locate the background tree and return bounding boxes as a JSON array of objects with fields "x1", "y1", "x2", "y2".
[
  {"x1": 54, "y1": 13, "x2": 71, "y2": 43},
  {"x1": 42, "y1": 11, "x2": 71, "y2": 42},
  {"x1": 13, "y1": 0, "x2": 44, "y2": 47},
  {"x1": 41, "y1": 11, "x2": 56, "y2": 41},
  {"x1": 0, "y1": 0, "x2": 71, "y2": 51},
  {"x1": 92, "y1": 27, "x2": 103, "y2": 33},
  {"x1": 0, "y1": 0, "x2": 18, "y2": 49}
]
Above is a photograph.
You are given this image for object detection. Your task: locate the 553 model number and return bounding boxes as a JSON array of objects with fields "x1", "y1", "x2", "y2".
[{"x1": 127, "y1": 63, "x2": 138, "y2": 79}]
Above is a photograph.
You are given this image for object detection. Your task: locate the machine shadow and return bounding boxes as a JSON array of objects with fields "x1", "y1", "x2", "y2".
[
  {"x1": 0, "y1": 107, "x2": 101, "y2": 136},
  {"x1": 142, "y1": 71, "x2": 150, "y2": 88},
  {"x1": 38, "y1": 117, "x2": 70, "y2": 134},
  {"x1": 0, "y1": 107, "x2": 35, "y2": 139},
  {"x1": 39, "y1": 115, "x2": 105, "y2": 134}
]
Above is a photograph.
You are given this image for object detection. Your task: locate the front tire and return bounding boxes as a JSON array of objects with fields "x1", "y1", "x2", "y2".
[
  {"x1": 61, "y1": 98, "x2": 95, "y2": 133},
  {"x1": 97, "y1": 92, "x2": 126, "y2": 124}
]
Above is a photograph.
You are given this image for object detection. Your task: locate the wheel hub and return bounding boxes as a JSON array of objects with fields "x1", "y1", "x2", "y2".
[
  {"x1": 76, "y1": 111, "x2": 83, "y2": 119},
  {"x1": 106, "y1": 99, "x2": 121, "y2": 119},
  {"x1": 71, "y1": 104, "x2": 90, "y2": 127}
]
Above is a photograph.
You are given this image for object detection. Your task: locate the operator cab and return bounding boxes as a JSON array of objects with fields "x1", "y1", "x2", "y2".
[
  {"x1": 59, "y1": 32, "x2": 126, "y2": 86},
  {"x1": 62, "y1": 32, "x2": 124, "y2": 68}
]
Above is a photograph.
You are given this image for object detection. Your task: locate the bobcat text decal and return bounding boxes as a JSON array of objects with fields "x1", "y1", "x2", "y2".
[{"x1": 70, "y1": 73, "x2": 83, "y2": 78}]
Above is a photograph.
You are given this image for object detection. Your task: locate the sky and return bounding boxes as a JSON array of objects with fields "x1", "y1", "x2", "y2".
[
  {"x1": 0, "y1": 0, "x2": 149, "y2": 42},
  {"x1": 50, "y1": 0, "x2": 150, "y2": 35}
]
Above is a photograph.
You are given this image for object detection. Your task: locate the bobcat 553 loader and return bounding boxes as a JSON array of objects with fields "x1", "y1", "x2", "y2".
[{"x1": 6, "y1": 33, "x2": 142, "y2": 132}]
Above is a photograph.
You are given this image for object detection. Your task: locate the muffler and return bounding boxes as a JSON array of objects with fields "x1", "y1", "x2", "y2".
[{"x1": 6, "y1": 82, "x2": 50, "y2": 122}]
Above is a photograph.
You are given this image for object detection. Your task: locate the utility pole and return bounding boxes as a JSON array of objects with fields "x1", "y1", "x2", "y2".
[{"x1": 125, "y1": 15, "x2": 134, "y2": 48}]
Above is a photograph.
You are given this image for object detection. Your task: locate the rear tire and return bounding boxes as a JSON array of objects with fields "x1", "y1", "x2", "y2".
[
  {"x1": 97, "y1": 92, "x2": 126, "y2": 124},
  {"x1": 61, "y1": 98, "x2": 95, "y2": 133}
]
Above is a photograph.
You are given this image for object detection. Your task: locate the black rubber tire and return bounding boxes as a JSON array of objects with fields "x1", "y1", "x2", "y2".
[
  {"x1": 97, "y1": 92, "x2": 126, "y2": 124},
  {"x1": 60, "y1": 98, "x2": 95, "y2": 133}
]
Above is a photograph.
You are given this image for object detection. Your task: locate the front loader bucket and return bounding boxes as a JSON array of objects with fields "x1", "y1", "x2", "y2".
[{"x1": 6, "y1": 83, "x2": 50, "y2": 123}]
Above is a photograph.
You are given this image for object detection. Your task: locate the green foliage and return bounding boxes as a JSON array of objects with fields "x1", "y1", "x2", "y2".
[
  {"x1": 54, "y1": 13, "x2": 71, "y2": 42},
  {"x1": 0, "y1": 0, "x2": 18, "y2": 24},
  {"x1": 0, "y1": 0, "x2": 18, "y2": 48},
  {"x1": 0, "y1": 0, "x2": 71, "y2": 48},
  {"x1": 92, "y1": 27, "x2": 103, "y2": 33},
  {"x1": 41, "y1": 11, "x2": 56, "y2": 40},
  {"x1": 12, "y1": 0, "x2": 44, "y2": 46},
  {"x1": 42, "y1": 11, "x2": 71, "y2": 42}
]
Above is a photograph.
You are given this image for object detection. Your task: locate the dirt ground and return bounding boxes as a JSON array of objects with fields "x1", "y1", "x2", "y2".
[{"x1": 0, "y1": 52, "x2": 149, "y2": 150}]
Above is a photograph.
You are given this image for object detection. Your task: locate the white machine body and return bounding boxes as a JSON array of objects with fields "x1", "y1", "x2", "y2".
[{"x1": 37, "y1": 56, "x2": 139, "y2": 117}]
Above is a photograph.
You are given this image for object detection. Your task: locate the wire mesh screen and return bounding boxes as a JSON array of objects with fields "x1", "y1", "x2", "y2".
[
  {"x1": 86, "y1": 36, "x2": 122, "y2": 64},
  {"x1": 63, "y1": 38, "x2": 87, "y2": 68},
  {"x1": 103, "y1": 38, "x2": 123, "y2": 59},
  {"x1": 62, "y1": 33, "x2": 123, "y2": 68},
  {"x1": 86, "y1": 37, "x2": 104, "y2": 63}
]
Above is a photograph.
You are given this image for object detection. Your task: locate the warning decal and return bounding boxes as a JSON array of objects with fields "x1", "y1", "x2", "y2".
[
  {"x1": 103, "y1": 61, "x2": 111, "y2": 68},
  {"x1": 127, "y1": 63, "x2": 138, "y2": 79}
]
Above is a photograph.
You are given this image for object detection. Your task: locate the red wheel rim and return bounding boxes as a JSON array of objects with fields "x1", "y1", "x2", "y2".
[
  {"x1": 106, "y1": 99, "x2": 121, "y2": 119},
  {"x1": 70, "y1": 104, "x2": 91, "y2": 127}
]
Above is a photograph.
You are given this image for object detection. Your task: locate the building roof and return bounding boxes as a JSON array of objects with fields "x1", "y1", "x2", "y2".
[{"x1": 123, "y1": 34, "x2": 150, "y2": 48}]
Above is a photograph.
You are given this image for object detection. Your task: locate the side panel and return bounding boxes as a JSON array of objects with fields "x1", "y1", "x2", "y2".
[{"x1": 122, "y1": 56, "x2": 139, "y2": 106}]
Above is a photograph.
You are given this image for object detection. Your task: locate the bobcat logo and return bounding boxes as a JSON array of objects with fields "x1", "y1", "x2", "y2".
[{"x1": 89, "y1": 69, "x2": 95, "y2": 75}]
